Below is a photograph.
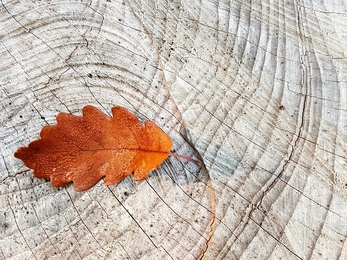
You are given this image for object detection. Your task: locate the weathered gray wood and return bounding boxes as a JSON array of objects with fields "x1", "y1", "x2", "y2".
[{"x1": 1, "y1": 0, "x2": 346, "y2": 259}]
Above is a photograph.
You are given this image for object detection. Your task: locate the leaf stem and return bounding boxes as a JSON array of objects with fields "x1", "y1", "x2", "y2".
[{"x1": 169, "y1": 152, "x2": 203, "y2": 168}]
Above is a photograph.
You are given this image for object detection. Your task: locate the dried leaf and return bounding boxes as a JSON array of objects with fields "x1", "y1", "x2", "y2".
[{"x1": 14, "y1": 105, "x2": 174, "y2": 191}]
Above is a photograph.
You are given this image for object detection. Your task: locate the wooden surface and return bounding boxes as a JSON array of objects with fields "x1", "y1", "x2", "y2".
[{"x1": 1, "y1": 0, "x2": 347, "y2": 259}]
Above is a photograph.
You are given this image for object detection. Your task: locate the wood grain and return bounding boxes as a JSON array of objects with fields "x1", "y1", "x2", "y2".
[{"x1": 1, "y1": 0, "x2": 346, "y2": 259}]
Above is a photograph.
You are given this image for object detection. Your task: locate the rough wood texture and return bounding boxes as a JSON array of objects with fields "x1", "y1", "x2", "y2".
[{"x1": 1, "y1": 1, "x2": 346, "y2": 259}]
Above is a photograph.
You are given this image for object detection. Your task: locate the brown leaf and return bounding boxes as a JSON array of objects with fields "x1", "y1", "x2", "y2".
[{"x1": 14, "y1": 106, "x2": 173, "y2": 191}]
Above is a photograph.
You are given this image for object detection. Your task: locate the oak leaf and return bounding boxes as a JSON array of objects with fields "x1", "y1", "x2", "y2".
[{"x1": 14, "y1": 105, "x2": 178, "y2": 191}]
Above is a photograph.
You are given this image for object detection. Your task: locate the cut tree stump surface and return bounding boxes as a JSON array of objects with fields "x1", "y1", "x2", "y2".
[{"x1": 1, "y1": 1, "x2": 347, "y2": 259}]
